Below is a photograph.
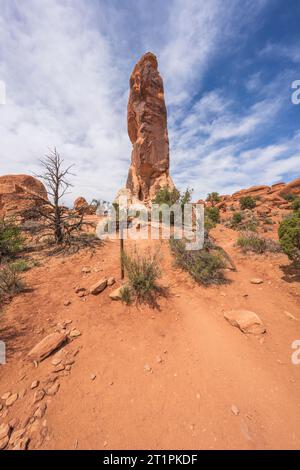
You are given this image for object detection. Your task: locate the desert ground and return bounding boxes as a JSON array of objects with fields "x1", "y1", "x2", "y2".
[{"x1": 1, "y1": 216, "x2": 299, "y2": 450}]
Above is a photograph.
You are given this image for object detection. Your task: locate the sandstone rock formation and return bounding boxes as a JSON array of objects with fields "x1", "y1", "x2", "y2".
[
  {"x1": 0, "y1": 174, "x2": 47, "y2": 219},
  {"x1": 126, "y1": 52, "x2": 174, "y2": 203}
]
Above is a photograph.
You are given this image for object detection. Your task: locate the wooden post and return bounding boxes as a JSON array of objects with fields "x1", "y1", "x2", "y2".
[{"x1": 120, "y1": 222, "x2": 125, "y2": 280}]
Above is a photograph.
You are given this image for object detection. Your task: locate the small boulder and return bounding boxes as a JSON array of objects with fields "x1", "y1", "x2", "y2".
[
  {"x1": 0, "y1": 436, "x2": 9, "y2": 450},
  {"x1": 107, "y1": 277, "x2": 116, "y2": 287},
  {"x1": 69, "y1": 329, "x2": 81, "y2": 338},
  {"x1": 224, "y1": 309, "x2": 266, "y2": 335},
  {"x1": 45, "y1": 382, "x2": 60, "y2": 396},
  {"x1": 0, "y1": 422, "x2": 11, "y2": 440},
  {"x1": 30, "y1": 380, "x2": 39, "y2": 390},
  {"x1": 27, "y1": 332, "x2": 68, "y2": 362},
  {"x1": 6, "y1": 393, "x2": 18, "y2": 407},
  {"x1": 250, "y1": 278, "x2": 263, "y2": 285},
  {"x1": 82, "y1": 267, "x2": 91, "y2": 274},
  {"x1": 109, "y1": 285, "x2": 127, "y2": 301},
  {"x1": 1, "y1": 392, "x2": 11, "y2": 401},
  {"x1": 90, "y1": 278, "x2": 107, "y2": 295}
]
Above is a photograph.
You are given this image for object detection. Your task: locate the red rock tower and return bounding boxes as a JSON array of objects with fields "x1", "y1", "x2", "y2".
[{"x1": 126, "y1": 52, "x2": 174, "y2": 203}]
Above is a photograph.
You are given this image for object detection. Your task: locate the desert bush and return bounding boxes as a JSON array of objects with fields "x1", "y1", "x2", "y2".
[
  {"x1": 0, "y1": 218, "x2": 23, "y2": 260},
  {"x1": 120, "y1": 285, "x2": 132, "y2": 305},
  {"x1": 282, "y1": 193, "x2": 297, "y2": 202},
  {"x1": 152, "y1": 187, "x2": 193, "y2": 226},
  {"x1": 278, "y1": 211, "x2": 300, "y2": 263},
  {"x1": 0, "y1": 264, "x2": 25, "y2": 297},
  {"x1": 122, "y1": 250, "x2": 161, "y2": 304},
  {"x1": 205, "y1": 207, "x2": 220, "y2": 224},
  {"x1": 231, "y1": 212, "x2": 243, "y2": 227},
  {"x1": 9, "y1": 260, "x2": 30, "y2": 272},
  {"x1": 169, "y1": 237, "x2": 226, "y2": 285},
  {"x1": 206, "y1": 192, "x2": 221, "y2": 206},
  {"x1": 153, "y1": 187, "x2": 180, "y2": 206},
  {"x1": 237, "y1": 231, "x2": 281, "y2": 254},
  {"x1": 291, "y1": 198, "x2": 300, "y2": 212},
  {"x1": 240, "y1": 196, "x2": 256, "y2": 210}
]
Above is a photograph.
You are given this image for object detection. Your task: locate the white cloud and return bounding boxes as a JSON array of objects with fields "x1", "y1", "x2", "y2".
[{"x1": 0, "y1": 0, "x2": 298, "y2": 206}]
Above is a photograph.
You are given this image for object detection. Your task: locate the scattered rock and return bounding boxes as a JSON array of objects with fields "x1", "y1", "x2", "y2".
[
  {"x1": 224, "y1": 310, "x2": 266, "y2": 335},
  {"x1": 74, "y1": 286, "x2": 86, "y2": 294},
  {"x1": 0, "y1": 436, "x2": 9, "y2": 450},
  {"x1": 250, "y1": 278, "x2": 264, "y2": 285},
  {"x1": 27, "y1": 332, "x2": 68, "y2": 362},
  {"x1": 13, "y1": 436, "x2": 30, "y2": 450},
  {"x1": 45, "y1": 382, "x2": 60, "y2": 397},
  {"x1": 69, "y1": 329, "x2": 81, "y2": 338},
  {"x1": 90, "y1": 278, "x2": 108, "y2": 295},
  {"x1": 156, "y1": 356, "x2": 163, "y2": 364},
  {"x1": 0, "y1": 423, "x2": 11, "y2": 440},
  {"x1": 231, "y1": 404, "x2": 240, "y2": 416},
  {"x1": 6, "y1": 393, "x2": 18, "y2": 407},
  {"x1": 107, "y1": 277, "x2": 115, "y2": 287},
  {"x1": 90, "y1": 374, "x2": 96, "y2": 381},
  {"x1": 82, "y1": 267, "x2": 91, "y2": 274},
  {"x1": 34, "y1": 403, "x2": 47, "y2": 419},
  {"x1": 53, "y1": 363, "x2": 65, "y2": 373},
  {"x1": 64, "y1": 300, "x2": 71, "y2": 307},
  {"x1": 9, "y1": 428, "x2": 26, "y2": 446},
  {"x1": 31, "y1": 380, "x2": 39, "y2": 390},
  {"x1": 33, "y1": 389, "x2": 45, "y2": 403},
  {"x1": 51, "y1": 357, "x2": 62, "y2": 366},
  {"x1": 1, "y1": 392, "x2": 11, "y2": 401},
  {"x1": 109, "y1": 285, "x2": 126, "y2": 301},
  {"x1": 65, "y1": 358, "x2": 75, "y2": 366},
  {"x1": 144, "y1": 364, "x2": 152, "y2": 373}
]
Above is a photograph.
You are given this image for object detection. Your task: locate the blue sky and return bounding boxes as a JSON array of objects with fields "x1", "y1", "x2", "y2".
[{"x1": 0, "y1": 0, "x2": 299, "y2": 205}]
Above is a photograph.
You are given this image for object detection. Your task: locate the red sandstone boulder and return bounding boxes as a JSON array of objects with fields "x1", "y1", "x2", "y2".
[
  {"x1": 74, "y1": 197, "x2": 94, "y2": 215},
  {"x1": 280, "y1": 177, "x2": 300, "y2": 197},
  {"x1": 0, "y1": 174, "x2": 47, "y2": 219},
  {"x1": 232, "y1": 185, "x2": 270, "y2": 201}
]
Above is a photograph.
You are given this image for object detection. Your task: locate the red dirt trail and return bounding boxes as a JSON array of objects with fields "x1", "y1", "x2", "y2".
[{"x1": 0, "y1": 226, "x2": 300, "y2": 449}]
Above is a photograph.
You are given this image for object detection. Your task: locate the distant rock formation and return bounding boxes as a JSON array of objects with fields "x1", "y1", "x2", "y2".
[
  {"x1": 0, "y1": 174, "x2": 47, "y2": 219},
  {"x1": 201, "y1": 177, "x2": 300, "y2": 214},
  {"x1": 126, "y1": 52, "x2": 174, "y2": 203},
  {"x1": 74, "y1": 197, "x2": 95, "y2": 215}
]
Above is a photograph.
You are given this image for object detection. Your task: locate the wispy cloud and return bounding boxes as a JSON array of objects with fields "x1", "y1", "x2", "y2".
[{"x1": 0, "y1": 0, "x2": 299, "y2": 204}]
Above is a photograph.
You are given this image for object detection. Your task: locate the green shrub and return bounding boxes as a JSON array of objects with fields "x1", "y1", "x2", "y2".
[
  {"x1": 0, "y1": 218, "x2": 23, "y2": 259},
  {"x1": 231, "y1": 212, "x2": 243, "y2": 227},
  {"x1": 122, "y1": 250, "x2": 161, "y2": 303},
  {"x1": 206, "y1": 192, "x2": 221, "y2": 206},
  {"x1": 237, "y1": 232, "x2": 281, "y2": 254},
  {"x1": 282, "y1": 193, "x2": 297, "y2": 202},
  {"x1": 9, "y1": 260, "x2": 31, "y2": 272},
  {"x1": 0, "y1": 264, "x2": 25, "y2": 297},
  {"x1": 205, "y1": 207, "x2": 220, "y2": 224},
  {"x1": 278, "y1": 211, "x2": 300, "y2": 263},
  {"x1": 153, "y1": 187, "x2": 180, "y2": 206},
  {"x1": 291, "y1": 198, "x2": 300, "y2": 211},
  {"x1": 169, "y1": 238, "x2": 226, "y2": 285},
  {"x1": 120, "y1": 285, "x2": 132, "y2": 305},
  {"x1": 239, "y1": 196, "x2": 256, "y2": 210}
]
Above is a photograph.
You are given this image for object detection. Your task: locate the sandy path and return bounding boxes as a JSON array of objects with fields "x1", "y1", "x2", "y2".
[{"x1": 0, "y1": 227, "x2": 300, "y2": 449}]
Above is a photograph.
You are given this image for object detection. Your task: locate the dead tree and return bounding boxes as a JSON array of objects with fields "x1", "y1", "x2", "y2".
[{"x1": 25, "y1": 148, "x2": 84, "y2": 247}]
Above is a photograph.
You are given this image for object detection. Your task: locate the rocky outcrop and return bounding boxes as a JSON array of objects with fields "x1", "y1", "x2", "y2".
[
  {"x1": 0, "y1": 174, "x2": 47, "y2": 219},
  {"x1": 279, "y1": 177, "x2": 300, "y2": 197},
  {"x1": 74, "y1": 197, "x2": 95, "y2": 215},
  {"x1": 126, "y1": 52, "x2": 174, "y2": 203}
]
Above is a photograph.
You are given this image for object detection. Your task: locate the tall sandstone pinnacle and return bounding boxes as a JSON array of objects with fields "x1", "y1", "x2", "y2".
[{"x1": 126, "y1": 52, "x2": 175, "y2": 203}]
